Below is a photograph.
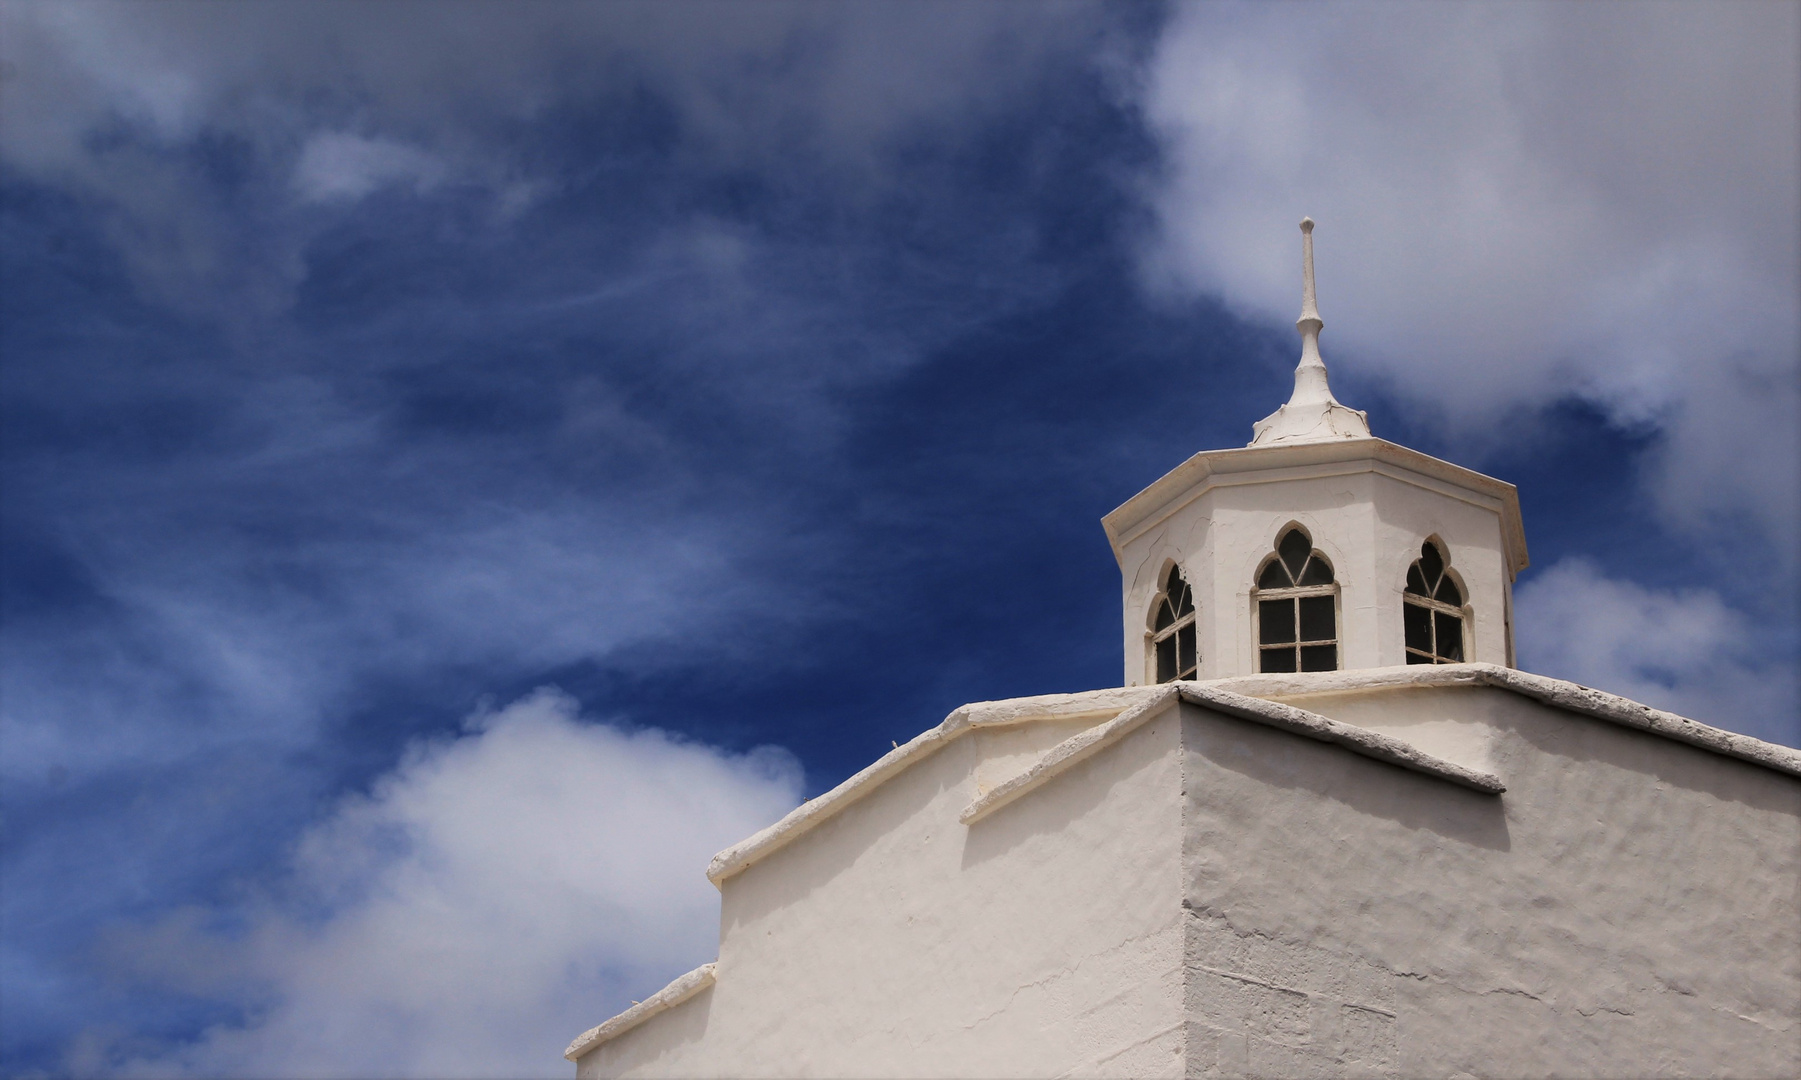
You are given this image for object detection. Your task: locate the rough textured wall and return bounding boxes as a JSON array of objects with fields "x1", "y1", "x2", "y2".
[
  {"x1": 1180, "y1": 689, "x2": 1801, "y2": 1079},
  {"x1": 581, "y1": 709, "x2": 1186, "y2": 1078}
]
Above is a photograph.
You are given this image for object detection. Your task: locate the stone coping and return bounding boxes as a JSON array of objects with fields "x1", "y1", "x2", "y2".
[
  {"x1": 1213, "y1": 663, "x2": 1801, "y2": 779},
  {"x1": 563, "y1": 963, "x2": 715, "y2": 1062},
  {"x1": 573, "y1": 665, "x2": 1801, "y2": 1061},
  {"x1": 707, "y1": 665, "x2": 1798, "y2": 888}
]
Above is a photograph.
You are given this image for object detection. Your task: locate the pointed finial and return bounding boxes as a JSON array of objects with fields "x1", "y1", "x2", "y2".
[
  {"x1": 1248, "y1": 216, "x2": 1371, "y2": 446},
  {"x1": 1298, "y1": 217, "x2": 1320, "y2": 328}
]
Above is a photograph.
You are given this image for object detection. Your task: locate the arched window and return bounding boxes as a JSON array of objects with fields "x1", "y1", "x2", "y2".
[
  {"x1": 1151, "y1": 564, "x2": 1197, "y2": 682},
  {"x1": 1253, "y1": 527, "x2": 1338, "y2": 673},
  {"x1": 1404, "y1": 539, "x2": 1465, "y2": 664}
]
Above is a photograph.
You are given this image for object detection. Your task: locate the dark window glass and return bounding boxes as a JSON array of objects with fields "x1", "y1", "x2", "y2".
[
  {"x1": 1298, "y1": 595, "x2": 1335, "y2": 642},
  {"x1": 1406, "y1": 564, "x2": 1429, "y2": 596},
  {"x1": 1279, "y1": 529, "x2": 1312, "y2": 578},
  {"x1": 1260, "y1": 599, "x2": 1296, "y2": 644},
  {"x1": 1157, "y1": 635, "x2": 1177, "y2": 682},
  {"x1": 1258, "y1": 560, "x2": 1292, "y2": 589},
  {"x1": 1177, "y1": 624, "x2": 1196, "y2": 675},
  {"x1": 1260, "y1": 646, "x2": 1297, "y2": 673},
  {"x1": 1300, "y1": 644, "x2": 1337, "y2": 672},
  {"x1": 1404, "y1": 602, "x2": 1433, "y2": 652},
  {"x1": 1435, "y1": 577, "x2": 1462, "y2": 605},
  {"x1": 1435, "y1": 611, "x2": 1464, "y2": 661},
  {"x1": 1419, "y1": 542, "x2": 1444, "y2": 586},
  {"x1": 1298, "y1": 557, "x2": 1334, "y2": 586},
  {"x1": 1406, "y1": 650, "x2": 1433, "y2": 665},
  {"x1": 1173, "y1": 580, "x2": 1194, "y2": 617},
  {"x1": 1154, "y1": 598, "x2": 1173, "y2": 631}
]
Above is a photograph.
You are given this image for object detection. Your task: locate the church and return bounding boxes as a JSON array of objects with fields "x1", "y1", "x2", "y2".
[{"x1": 565, "y1": 221, "x2": 1801, "y2": 1078}]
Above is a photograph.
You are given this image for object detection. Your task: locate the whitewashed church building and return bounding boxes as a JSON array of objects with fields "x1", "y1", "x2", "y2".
[{"x1": 566, "y1": 221, "x2": 1801, "y2": 1079}]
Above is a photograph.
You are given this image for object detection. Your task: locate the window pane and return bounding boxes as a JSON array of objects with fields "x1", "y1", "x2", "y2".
[
  {"x1": 1406, "y1": 650, "x2": 1433, "y2": 665},
  {"x1": 1298, "y1": 595, "x2": 1335, "y2": 642},
  {"x1": 1435, "y1": 576, "x2": 1462, "y2": 605},
  {"x1": 1157, "y1": 635, "x2": 1177, "y2": 682},
  {"x1": 1406, "y1": 564, "x2": 1429, "y2": 596},
  {"x1": 1258, "y1": 560, "x2": 1292, "y2": 589},
  {"x1": 1177, "y1": 624, "x2": 1196, "y2": 676},
  {"x1": 1404, "y1": 601, "x2": 1433, "y2": 652},
  {"x1": 1260, "y1": 646, "x2": 1297, "y2": 673},
  {"x1": 1298, "y1": 557, "x2": 1334, "y2": 586},
  {"x1": 1259, "y1": 599, "x2": 1296, "y2": 644},
  {"x1": 1300, "y1": 644, "x2": 1337, "y2": 672},
  {"x1": 1279, "y1": 529, "x2": 1312, "y2": 578},
  {"x1": 1154, "y1": 599, "x2": 1173, "y2": 631},
  {"x1": 1419, "y1": 541, "x2": 1444, "y2": 587},
  {"x1": 1174, "y1": 580, "x2": 1194, "y2": 617},
  {"x1": 1434, "y1": 611, "x2": 1464, "y2": 662}
]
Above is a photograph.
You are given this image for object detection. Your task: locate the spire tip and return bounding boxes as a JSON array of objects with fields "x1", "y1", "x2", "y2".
[{"x1": 1300, "y1": 216, "x2": 1314, "y2": 232}]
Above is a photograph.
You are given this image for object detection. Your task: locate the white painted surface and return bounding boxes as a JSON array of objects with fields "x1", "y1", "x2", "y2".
[
  {"x1": 579, "y1": 703, "x2": 1187, "y2": 1077},
  {"x1": 569, "y1": 673, "x2": 1799, "y2": 1078},
  {"x1": 1105, "y1": 439, "x2": 1525, "y2": 684},
  {"x1": 1249, "y1": 218, "x2": 1372, "y2": 448}
]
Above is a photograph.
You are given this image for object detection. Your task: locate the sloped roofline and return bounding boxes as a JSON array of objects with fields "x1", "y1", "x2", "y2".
[
  {"x1": 571, "y1": 665, "x2": 1801, "y2": 1060},
  {"x1": 703, "y1": 664, "x2": 1800, "y2": 889}
]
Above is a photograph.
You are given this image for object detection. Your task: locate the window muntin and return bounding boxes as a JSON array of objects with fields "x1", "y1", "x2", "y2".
[
  {"x1": 1151, "y1": 565, "x2": 1197, "y2": 682},
  {"x1": 1404, "y1": 539, "x2": 1466, "y2": 664},
  {"x1": 1253, "y1": 528, "x2": 1339, "y2": 673}
]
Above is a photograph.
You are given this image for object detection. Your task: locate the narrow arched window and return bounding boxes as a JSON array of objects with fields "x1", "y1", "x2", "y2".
[
  {"x1": 1151, "y1": 565, "x2": 1197, "y2": 682},
  {"x1": 1253, "y1": 527, "x2": 1338, "y2": 673},
  {"x1": 1404, "y1": 540, "x2": 1465, "y2": 664}
]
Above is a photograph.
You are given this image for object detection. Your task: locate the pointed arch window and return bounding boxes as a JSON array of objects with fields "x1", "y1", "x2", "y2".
[
  {"x1": 1404, "y1": 540, "x2": 1465, "y2": 664},
  {"x1": 1151, "y1": 565, "x2": 1197, "y2": 682},
  {"x1": 1253, "y1": 527, "x2": 1338, "y2": 673}
]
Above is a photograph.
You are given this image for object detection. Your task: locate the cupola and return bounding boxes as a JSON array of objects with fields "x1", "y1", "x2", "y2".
[{"x1": 1102, "y1": 219, "x2": 1528, "y2": 685}]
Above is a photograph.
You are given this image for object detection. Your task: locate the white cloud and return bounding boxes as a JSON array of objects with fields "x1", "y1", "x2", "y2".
[
  {"x1": 292, "y1": 132, "x2": 447, "y2": 203},
  {"x1": 88, "y1": 689, "x2": 802, "y2": 1079},
  {"x1": 1514, "y1": 559, "x2": 1798, "y2": 747},
  {"x1": 1139, "y1": 3, "x2": 1800, "y2": 548}
]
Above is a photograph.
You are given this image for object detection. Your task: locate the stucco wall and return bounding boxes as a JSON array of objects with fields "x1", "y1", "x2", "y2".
[
  {"x1": 579, "y1": 708, "x2": 1186, "y2": 1078},
  {"x1": 1180, "y1": 687, "x2": 1801, "y2": 1079}
]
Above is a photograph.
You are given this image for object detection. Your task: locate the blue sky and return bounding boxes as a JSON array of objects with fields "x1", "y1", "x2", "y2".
[{"x1": 2, "y1": 2, "x2": 1795, "y2": 1076}]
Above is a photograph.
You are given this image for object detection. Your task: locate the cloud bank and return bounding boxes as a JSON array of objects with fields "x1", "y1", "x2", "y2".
[
  {"x1": 87, "y1": 690, "x2": 801, "y2": 1078},
  {"x1": 1140, "y1": 2, "x2": 1799, "y2": 550}
]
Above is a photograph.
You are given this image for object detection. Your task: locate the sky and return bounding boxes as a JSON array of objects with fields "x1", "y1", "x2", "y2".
[{"x1": 1, "y1": 2, "x2": 1795, "y2": 1076}]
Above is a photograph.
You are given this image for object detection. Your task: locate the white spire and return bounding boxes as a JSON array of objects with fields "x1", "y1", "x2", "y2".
[{"x1": 1249, "y1": 217, "x2": 1371, "y2": 447}]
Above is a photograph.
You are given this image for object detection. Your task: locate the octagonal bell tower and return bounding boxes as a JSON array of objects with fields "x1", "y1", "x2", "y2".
[{"x1": 1102, "y1": 219, "x2": 1527, "y2": 685}]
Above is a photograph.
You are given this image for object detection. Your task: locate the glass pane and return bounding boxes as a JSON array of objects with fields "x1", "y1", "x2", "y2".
[
  {"x1": 1404, "y1": 601, "x2": 1432, "y2": 652},
  {"x1": 1177, "y1": 624, "x2": 1196, "y2": 676},
  {"x1": 1174, "y1": 580, "x2": 1194, "y2": 617},
  {"x1": 1435, "y1": 611, "x2": 1464, "y2": 662},
  {"x1": 1300, "y1": 644, "x2": 1337, "y2": 672},
  {"x1": 1279, "y1": 529, "x2": 1312, "y2": 578},
  {"x1": 1298, "y1": 557, "x2": 1334, "y2": 586},
  {"x1": 1258, "y1": 559, "x2": 1292, "y2": 589},
  {"x1": 1435, "y1": 576, "x2": 1462, "y2": 605},
  {"x1": 1259, "y1": 598, "x2": 1296, "y2": 644},
  {"x1": 1406, "y1": 650, "x2": 1433, "y2": 665},
  {"x1": 1298, "y1": 595, "x2": 1335, "y2": 643},
  {"x1": 1260, "y1": 646, "x2": 1297, "y2": 673},
  {"x1": 1419, "y1": 541, "x2": 1444, "y2": 588},
  {"x1": 1154, "y1": 598, "x2": 1173, "y2": 631},
  {"x1": 1157, "y1": 635, "x2": 1177, "y2": 682},
  {"x1": 1406, "y1": 564, "x2": 1429, "y2": 596}
]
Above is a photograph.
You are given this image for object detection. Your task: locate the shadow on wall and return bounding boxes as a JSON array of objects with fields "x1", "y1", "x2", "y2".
[
  {"x1": 959, "y1": 713, "x2": 1177, "y2": 873},
  {"x1": 1185, "y1": 706, "x2": 1513, "y2": 853}
]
